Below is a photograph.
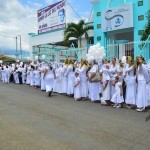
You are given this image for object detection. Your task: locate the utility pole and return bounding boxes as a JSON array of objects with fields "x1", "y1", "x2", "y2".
[
  {"x1": 18, "y1": 35, "x2": 22, "y2": 61},
  {"x1": 16, "y1": 36, "x2": 18, "y2": 60}
]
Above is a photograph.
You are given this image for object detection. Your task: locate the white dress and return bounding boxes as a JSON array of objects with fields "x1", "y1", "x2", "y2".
[
  {"x1": 22, "y1": 67, "x2": 26, "y2": 84},
  {"x1": 67, "y1": 65, "x2": 74, "y2": 95},
  {"x1": 125, "y1": 65, "x2": 136, "y2": 105},
  {"x1": 13, "y1": 70, "x2": 19, "y2": 84},
  {"x1": 109, "y1": 64, "x2": 118, "y2": 98},
  {"x1": 101, "y1": 69, "x2": 111, "y2": 104},
  {"x1": 136, "y1": 64, "x2": 149, "y2": 108},
  {"x1": 33, "y1": 70, "x2": 41, "y2": 86},
  {"x1": 146, "y1": 62, "x2": 150, "y2": 106},
  {"x1": 26, "y1": 69, "x2": 30, "y2": 85},
  {"x1": 88, "y1": 65, "x2": 100, "y2": 102},
  {"x1": 30, "y1": 68, "x2": 34, "y2": 86},
  {"x1": 111, "y1": 82, "x2": 124, "y2": 104},
  {"x1": 58, "y1": 66, "x2": 64, "y2": 94},
  {"x1": 40, "y1": 68, "x2": 46, "y2": 91},
  {"x1": 74, "y1": 76, "x2": 81, "y2": 99},
  {"x1": 44, "y1": 69, "x2": 54, "y2": 92},
  {"x1": 1, "y1": 69, "x2": 7, "y2": 83},
  {"x1": 78, "y1": 65, "x2": 88, "y2": 98},
  {"x1": 62, "y1": 65, "x2": 68, "y2": 94},
  {"x1": 53, "y1": 68, "x2": 60, "y2": 93}
]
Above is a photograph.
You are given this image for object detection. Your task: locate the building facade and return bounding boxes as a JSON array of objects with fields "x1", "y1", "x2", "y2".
[{"x1": 92, "y1": 0, "x2": 150, "y2": 60}]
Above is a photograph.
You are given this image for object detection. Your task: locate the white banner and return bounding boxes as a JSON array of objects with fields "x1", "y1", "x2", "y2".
[
  {"x1": 37, "y1": 0, "x2": 66, "y2": 34},
  {"x1": 102, "y1": 3, "x2": 133, "y2": 32}
]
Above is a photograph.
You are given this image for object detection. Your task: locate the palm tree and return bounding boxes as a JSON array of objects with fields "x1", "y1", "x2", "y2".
[
  {"x1": 141, "y1": 10, "x2": 150, "y2": 41},
  {"x1": 64, "y1": 19, "x2": 93, "y2": 48}
]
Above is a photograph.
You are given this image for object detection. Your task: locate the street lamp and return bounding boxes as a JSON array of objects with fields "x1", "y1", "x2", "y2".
[{"x1": 18, "y1": 35, "x2": 22, "y2": 61}]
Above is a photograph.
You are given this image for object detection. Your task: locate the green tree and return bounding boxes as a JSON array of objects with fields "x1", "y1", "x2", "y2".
[
  {"x1": 141, "y1": 10, "x2": 150, "y2": 41},
  {"x1": 64, "y1": 19, "x2": 93, "y2": 48}
]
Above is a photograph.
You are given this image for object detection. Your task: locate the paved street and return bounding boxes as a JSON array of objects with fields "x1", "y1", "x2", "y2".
[{"x1": 0, "y1": 82, "x2": 150, "y2": 150}]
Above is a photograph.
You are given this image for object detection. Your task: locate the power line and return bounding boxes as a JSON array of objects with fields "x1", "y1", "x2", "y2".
[
  {"x1": 65, "y1": 0, "x2": 81, "y2": 19},
  {"x1": 0, "y1": 35, "x2": 16, "y2": 39},
  {"x1": 0, "y1": 34, "x2": 29, "y2": 43}
]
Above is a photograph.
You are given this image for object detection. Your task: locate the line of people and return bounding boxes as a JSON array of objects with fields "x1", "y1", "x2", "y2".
[{"x1": 0, "y1": 55, "x2": 150, "y2": 112}]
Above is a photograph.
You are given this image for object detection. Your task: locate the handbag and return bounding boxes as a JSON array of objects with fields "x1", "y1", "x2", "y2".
[{"x1": 91, "y1": 72, "x2": 101, "y2": 82}]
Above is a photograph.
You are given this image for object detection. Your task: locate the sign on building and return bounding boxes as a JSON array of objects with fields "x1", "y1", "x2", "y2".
[
  {"x1": 37, "y1": 0, "x2": 66, "y2": 34},
  {"x1": 102, "y1": 3, "x2": 133, "y2": 32}
]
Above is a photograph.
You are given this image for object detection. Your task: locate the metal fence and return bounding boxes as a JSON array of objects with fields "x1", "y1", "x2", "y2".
[{"x1": 105, "y1": 40, "x2": 150, "y2": 62}]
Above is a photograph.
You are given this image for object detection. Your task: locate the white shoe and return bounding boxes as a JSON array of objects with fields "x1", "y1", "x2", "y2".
[
  {"x1": 116, "y1": 104, "x2": 121, "y2": 108},
  {"x1": 136, "y1": 108, "x2": 145, "y2": 112},
  {"x1": 113, "y1": 104, "x2": 118, "y2": 108}
]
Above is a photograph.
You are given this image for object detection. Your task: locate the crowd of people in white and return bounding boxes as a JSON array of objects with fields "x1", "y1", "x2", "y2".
[{"x1": 0, "y1": 55, "x2": 150, "y2": 112}]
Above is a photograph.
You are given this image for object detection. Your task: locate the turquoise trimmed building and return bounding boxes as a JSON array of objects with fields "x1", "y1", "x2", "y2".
[{"x1": 92, "y1": 0, "x2": 150, "y2": 60}]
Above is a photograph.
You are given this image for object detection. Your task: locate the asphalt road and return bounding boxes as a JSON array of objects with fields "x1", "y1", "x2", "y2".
[{"x1": 0, "y1": 82, "x2": 150, "y2": 150}]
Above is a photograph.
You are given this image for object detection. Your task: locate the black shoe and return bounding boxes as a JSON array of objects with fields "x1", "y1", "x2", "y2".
[{"x1": 48, "y1": 91, "x2": 52, "y2": 97}]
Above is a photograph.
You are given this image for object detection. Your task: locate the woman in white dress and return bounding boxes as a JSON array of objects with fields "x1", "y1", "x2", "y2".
[
  {"x1": 136, "y1": 56, "x2": 149, "y2": 112},
  {"x1": 44, "y1": 65, "x2": 56, "y2": 97},
  {"x1": 74, "y1": 71, "x2": 81, "y2": 100},
  {"x1": 26, "y1": 66, "x2": 31, "y2": 85},
  {"x1": 33, "y1": 66, "x2": 41, "y2": 88},
  {"x1": 109, "y1": 58, "x2": 118, "y2": 99},
  {"x1": 30, "y1": 65, "x2": 34, "y2": 87},
  {"x1": 62, "y1": 59, "x2": 68, "y2": 95},
  {"x1": 66, "y1": 59, "x2": 74, "y2": 97},
  {"x1": 101, "y1": 65, "x2": 111, "y2": 105},
  {"x1": 88, "y1": 60, "x2": 100, "y2": 102},
  {"x1": 13, "y1": 67, "x2": 19, "y2": 84},
  {"x1": 125, "y1": 56, "x2": 136, "y2": 109},
  {"x1": 53, "y1": 64, "x2": 60, "y2": 93},
  {"x1": 1, "y1": 67, "x2": 7, "y2": 83},
  {"x1": 39, "y1": 63, "x2": 46, "y2": 91},
  {"x1": 78, "y1": 59, "x2": 88, "y2": 100},
  {"x1": 58, "y1": 64, "x2": 64, "y2": 94},
  {"x1": 146, "y1": 59, "x2": 150, "y2": 107}
]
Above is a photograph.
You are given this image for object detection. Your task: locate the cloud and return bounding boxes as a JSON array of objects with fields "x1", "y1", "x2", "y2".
[
  {"x1": 0, "y1": 0, "x2": 40, "y2": 52},
  {"x1": 0, "y1": 0, "x2": 90, "y2": 54},
  {"x1": 44, "y1": 0, "x2": 55, "y2": 4}
]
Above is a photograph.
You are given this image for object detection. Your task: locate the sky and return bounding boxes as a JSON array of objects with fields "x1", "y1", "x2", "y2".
[{"x1": 0, "y1": 0, "x2": 92, "y2": 53}]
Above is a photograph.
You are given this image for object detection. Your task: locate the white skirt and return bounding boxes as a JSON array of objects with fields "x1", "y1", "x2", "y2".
[
  {"x1": 67, "y1": 77, "x2": 74, "y2": 95},
  {"x1": 89, "y1": 82, "x2": 100, "y2": 101},
  {"x1": 62, "y1": 76, "x2": 68, "y2": 94},
  {"x1": 136, "y1": 80, "x2": 147, "y2": 108},
  {"x1": 101, "y1": 82, "x2": 110, "y2": 103},
  {"x1": 146, "y1": 83, "x2": 150, "y2": 106},
  {"x1": 125, "y1": 78, "x2": 136, "y2": 105},
  {"x1": 26, "y1": 75, "x2": 30, "y2": 84},
  {"x1": 41, "y1": 73, "x2": 46, "y2": 90},
  {"x1": 34, "y1": 78, "x2": 41, "y2": 86},
  {"x1": 80, "y1": 77, "x2": 88, "y2": 97},
  {"x1": 74, "y1": 85, "x2": 81, "y2": 99}
]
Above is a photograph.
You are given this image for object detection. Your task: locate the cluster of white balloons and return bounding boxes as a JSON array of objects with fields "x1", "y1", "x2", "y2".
[
  {"x1": 86, "y1": 43, "x2": 106, "y2": 62},
  {"x1": 35, "y1": 55, "x2": 45, "y2": 60}
]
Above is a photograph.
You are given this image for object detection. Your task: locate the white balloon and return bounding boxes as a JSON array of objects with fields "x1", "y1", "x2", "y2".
[
  {"x1": 35, "y1": 55, "x2": 38, "y2": 60},
  {"x1": 121, "y1": 56, "x2": 126, "y2": 64},
  {"x1": 42, "y1": 55, "x2": 45, "y2": 59},
  {"x1": 20, "y1": 62, "x2": 23, "y2": 66}
]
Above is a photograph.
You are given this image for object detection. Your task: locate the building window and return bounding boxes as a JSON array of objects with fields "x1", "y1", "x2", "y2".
[
  {"x1": 138, "y1": 1, "x2": 143, "y2": 6},
  {"x1": 97, "y1": 12, "x2": 101, "y2": 16},
  {"x1": 138, "y1": 30, "x2": 144, "y2": 35},
  {"x1": 97, "y1": 36, "x2": 101, "y2": 41},
  {"x1": 97, "y1": 24, "x2": 101, "y2": 28},
  {"x1": 138, "y1": 15, "x2": 144, "y2": 21}
]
